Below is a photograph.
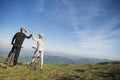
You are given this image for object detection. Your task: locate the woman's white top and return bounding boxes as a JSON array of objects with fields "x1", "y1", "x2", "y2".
[{"x1": 32, "y1": 34, "x2": 44, "y2": 51}]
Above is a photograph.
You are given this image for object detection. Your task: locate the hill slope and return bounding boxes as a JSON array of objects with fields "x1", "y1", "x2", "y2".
[
  {"x1": 0, "y1": 55, "x2": 5, "y2": 62},
  {"x1": 0, "y1": 62, "x2": 120, "y2": 80}
]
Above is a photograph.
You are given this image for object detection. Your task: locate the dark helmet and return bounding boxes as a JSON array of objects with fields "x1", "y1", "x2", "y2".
[{"x1": 20, "y1": 27, "x2": 27, "y2": 32}]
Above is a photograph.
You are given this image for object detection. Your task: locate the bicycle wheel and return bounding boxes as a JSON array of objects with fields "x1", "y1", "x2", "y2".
[
  {"x1": 37, "y1": 57, "x2": 41, "y2": 69},
  {"x1": 34, "y1": 58, "x2": 38, "y2": 70},
  {"x1": 6, "y1": 52, "x2": 14, "y2": 68}
]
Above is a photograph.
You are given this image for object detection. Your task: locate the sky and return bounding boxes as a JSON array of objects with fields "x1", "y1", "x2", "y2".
[{"x1": 0, "y1": 0, "x2": 120, "y2": 60}]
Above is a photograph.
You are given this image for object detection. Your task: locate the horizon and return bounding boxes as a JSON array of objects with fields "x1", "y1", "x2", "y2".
[
  {"x1": 0, "y1": 0, "x2": 120, "y2": 60},
  {"x1": 0, "y1": 47, "x2": 119, "y2": 61}
]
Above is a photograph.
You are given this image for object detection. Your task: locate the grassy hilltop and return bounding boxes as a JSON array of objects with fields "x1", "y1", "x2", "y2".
[{"x1": 0, "y1": 62, "x2": 120, "y2": 80}]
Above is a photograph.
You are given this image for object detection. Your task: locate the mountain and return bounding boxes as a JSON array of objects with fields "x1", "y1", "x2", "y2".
[
  {"x1": 0, "y1": 49, "x2": 110, "y2": 64},
  {"x1": 18, "y1": 55, "x2": 110, "y2": 64}
]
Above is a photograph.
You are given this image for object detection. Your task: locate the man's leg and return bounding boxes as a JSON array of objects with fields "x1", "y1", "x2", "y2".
[{"x1": 14, "y1": 47, "x2": 21, "y2": 66}]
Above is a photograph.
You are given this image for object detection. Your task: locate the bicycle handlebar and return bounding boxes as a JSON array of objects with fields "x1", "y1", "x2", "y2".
[{"x1": 32, "y1": 47, "x2": 36, "y2": 49}]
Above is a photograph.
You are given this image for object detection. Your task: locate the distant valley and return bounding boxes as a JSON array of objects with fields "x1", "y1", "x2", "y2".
[
  {"x1": 0, "y1": 49, "x2": 111, "y2": 64},
  {"x1": 18, "y1": 55, "x2": 110, "y2": 64}
]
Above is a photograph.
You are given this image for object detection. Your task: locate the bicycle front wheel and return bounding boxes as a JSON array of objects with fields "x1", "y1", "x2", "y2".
[{"x1": 6, "y1": 52, "x2": 14, "y2": 68}]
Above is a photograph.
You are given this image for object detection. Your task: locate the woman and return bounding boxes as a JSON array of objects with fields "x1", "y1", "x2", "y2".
[{"x1": 31, "y1": 32, "x2": 44, "y2": 69}]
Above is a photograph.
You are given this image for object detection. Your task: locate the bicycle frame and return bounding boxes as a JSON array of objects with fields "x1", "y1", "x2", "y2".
[{"x1": 31, "y1": 47, "x2": 41, "y2": 70}]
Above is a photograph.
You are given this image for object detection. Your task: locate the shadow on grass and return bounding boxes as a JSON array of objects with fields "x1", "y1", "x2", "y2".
[
  {"x1": 74, "y1": 69, "x2": 85, "y2": 73},
  {"x1": 0, "y1": 62, "x2": 7, "y2": 69},
  {"x1": 0, "y1": 62, "x2": 15, "y2": 69},
  {"x1": 58, "y1": 75, "x2": 82, "y2": 80},
  {"x1": 99, "y1": 69, "x2": 120, "y2": 80}
]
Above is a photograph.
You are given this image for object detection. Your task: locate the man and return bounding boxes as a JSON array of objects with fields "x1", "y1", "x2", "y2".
[
  {"x1": 7, "y1": 27, "x2": 32, "y2": 67},
  {"x1": 31, "y1": 32, "x2": 44, "y2": 69}
]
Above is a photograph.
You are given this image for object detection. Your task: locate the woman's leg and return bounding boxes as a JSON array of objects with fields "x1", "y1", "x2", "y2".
[{"x1": 40, "y1": 51, "x2": 43, "y2": 69}]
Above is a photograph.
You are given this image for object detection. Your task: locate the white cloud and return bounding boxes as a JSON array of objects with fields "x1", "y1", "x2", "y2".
[
  {"x1": 36, "y1": 0, "x2": 45, "y2": 12},
  {"x1": 63, "y1": 0, "x2": 120, "y2": 49}
]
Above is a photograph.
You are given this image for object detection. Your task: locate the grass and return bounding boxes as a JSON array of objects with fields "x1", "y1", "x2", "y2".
[{"x1": 0, "y1": 62, "x2": 120, "y2": 80}]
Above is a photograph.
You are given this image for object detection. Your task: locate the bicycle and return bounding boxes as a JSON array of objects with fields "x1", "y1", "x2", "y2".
[
  {"x1": 30, "y1": 47, "x2": 41, "y2": 70},
  {"x1": 6, "y1": 47, "x2": 23, "y2": 68}
]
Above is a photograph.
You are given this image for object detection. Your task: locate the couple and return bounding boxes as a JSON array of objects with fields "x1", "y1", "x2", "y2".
[{"x1": 6, "y1": 28, "x2": 44, "y2": 69}]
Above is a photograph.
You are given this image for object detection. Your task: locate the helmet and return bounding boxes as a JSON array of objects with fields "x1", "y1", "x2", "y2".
[
  {"x1": 39, "y1": 34, "x2": 44, "y2": 37},
  {"x1": 20, "y1": 27, "x2": 27, "y2": 32}
]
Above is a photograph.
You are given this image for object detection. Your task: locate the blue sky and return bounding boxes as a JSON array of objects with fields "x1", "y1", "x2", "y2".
[{"x1": 0, "y1": 0, "x2": 120, "y2": 60}]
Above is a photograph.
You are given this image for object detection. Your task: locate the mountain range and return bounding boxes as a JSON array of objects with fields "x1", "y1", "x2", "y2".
[
  {"x1": 18, "y1": 55, "x2": 110, "y2": 64},
  {"x1": 0, "y1": 48, "x2": 110, "y2": 64}
]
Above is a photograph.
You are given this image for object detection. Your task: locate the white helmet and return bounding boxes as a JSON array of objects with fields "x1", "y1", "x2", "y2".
[{"x1": 39, "y1": 34, "x2": 44, "y2": 37}]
